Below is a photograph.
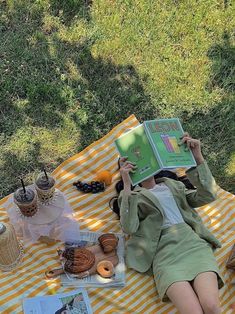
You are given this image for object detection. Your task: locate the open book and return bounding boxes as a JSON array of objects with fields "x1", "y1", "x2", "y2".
[
  {"x1": 114, "y1": 118, "x2": 196, "y2": 185},
  {"x1": 23, "y1": 288, "x2": 93, "y2": 314}
]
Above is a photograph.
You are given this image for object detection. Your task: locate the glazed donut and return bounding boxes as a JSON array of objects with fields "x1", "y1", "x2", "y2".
[{"x1": 96, "y1": 260, "x2": 114, "y2": 278}]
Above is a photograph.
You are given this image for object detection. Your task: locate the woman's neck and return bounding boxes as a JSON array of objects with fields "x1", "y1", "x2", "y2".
[{"x1": 141, "y1": 177, "x2": 156, "y2": 189}]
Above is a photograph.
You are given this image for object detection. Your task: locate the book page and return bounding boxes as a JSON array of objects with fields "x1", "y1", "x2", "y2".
[
  {"x1": 144, "y1": 119, "x2": 196, "y2": 169},
  {"x1": 114, "y1": 124, "x2": 161, "y2": 185},
  {"x1": 23, "y1": 288, "x2": 93, "y2": 314}
]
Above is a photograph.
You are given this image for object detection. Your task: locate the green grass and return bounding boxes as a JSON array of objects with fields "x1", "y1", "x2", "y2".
[{"x1": 0, "y1": 0, "x2": 234, "y2": 197}]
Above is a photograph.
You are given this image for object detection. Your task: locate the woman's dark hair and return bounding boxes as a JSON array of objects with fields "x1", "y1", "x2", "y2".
[
  {"x1": 109, "y1": 179, "x2": 135, "y2": 218},
  {"x1": 109, "y1": 165, "x2": 195, "y2": 218},
  {"x1": 109, "y1": 158, "x2": 135, "y2": 217}
]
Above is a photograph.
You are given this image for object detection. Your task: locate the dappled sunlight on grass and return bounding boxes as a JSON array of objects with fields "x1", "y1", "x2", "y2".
[
  {"x1": 0, "y1": 0, "x2": 234, "y2": 199},
  {"x1": 226, "y1": 153, "x2": 235, "y2": 177}
]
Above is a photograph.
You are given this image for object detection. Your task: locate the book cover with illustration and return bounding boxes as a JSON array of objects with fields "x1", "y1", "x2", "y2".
[
  {"x1": 114, "y1": 119, "x2": 196, "y2": 185},
  {"x1": 114, "y1": 124, "x2": 161, "y2": 185},
  {"x1": 144, "y1": 118, "x2": 196, "y2": 168},
  {"x1": 23, "y1": 288, "x2": 93, "y2": 314}
]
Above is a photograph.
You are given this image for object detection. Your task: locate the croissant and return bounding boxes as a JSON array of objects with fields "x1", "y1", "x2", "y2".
[
  {"x1": 63, "y1": 248, "x2": 95, "y2": 273},
  {"x1": 62, "y1": 247, "x2": 90, "y2": 259},
  {"x1": 98, "y1": 233, "x2": 119, "y2": 253}
]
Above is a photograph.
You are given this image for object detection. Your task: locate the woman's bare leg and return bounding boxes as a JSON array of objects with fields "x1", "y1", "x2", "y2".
[
  {"x1": 166, "y1": 281, "x2": 203, "y2": 314},
  {"x1": 192, "y1": 272, "x2": 221, "y2": 314}
]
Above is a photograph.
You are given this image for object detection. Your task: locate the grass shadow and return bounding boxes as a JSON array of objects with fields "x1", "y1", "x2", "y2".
[
  {"x1": 0, "y1": 142, "x2": 42, "y2": 198},
  {"x1": 0, "y1": 0, "x2": 69, "y2": 135},
  {"x1": 0, "y1": 0, "x2": 157, "y2": 197},
  {"x1": 207, "y1": 31, "x2": 235, "y2": 93},
  {"x1": 49, "y1": 0, "x2": 92, "y2": 25},
  {"x1": 60, "y1": 42, "x2": 158, "y2": 147}
]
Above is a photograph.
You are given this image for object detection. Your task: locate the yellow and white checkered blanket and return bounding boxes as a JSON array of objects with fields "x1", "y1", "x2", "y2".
[{"x1": 0, "y1": 115, "x2": 235, "y2": 313}]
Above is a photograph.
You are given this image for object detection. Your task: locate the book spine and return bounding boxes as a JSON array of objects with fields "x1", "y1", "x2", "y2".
[
  {"x1": 144, "y1": 122, "x2": 164, "y2": 168},
  {"x1": 176, "y1": 118, "x2": 196, "y2": 165}
]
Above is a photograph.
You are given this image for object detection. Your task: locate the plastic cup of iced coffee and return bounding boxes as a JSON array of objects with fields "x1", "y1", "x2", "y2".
[
  {"x1": 35, "y1": 172, "x2": 56, "y2": 203},
  {"x1": 14, "y1": 187, "x2": 38, "y2": 217}
]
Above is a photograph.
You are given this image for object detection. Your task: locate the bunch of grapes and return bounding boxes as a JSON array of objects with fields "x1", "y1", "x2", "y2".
[{"x1": 73, "y1": 181, "x2": 105, "y2": 193}]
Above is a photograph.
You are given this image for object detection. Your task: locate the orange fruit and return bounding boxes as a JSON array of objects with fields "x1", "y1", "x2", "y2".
[{"x1": 95, "y1": 170, "x2": 112, "y2": 185}]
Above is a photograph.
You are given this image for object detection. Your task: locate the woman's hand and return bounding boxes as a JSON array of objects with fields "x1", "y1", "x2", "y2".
[
  {"x1": 119, "y1": 157, "x2": 136, "y2": 188},
  {"x1": 181, "y1": 133, "x2": 204, "y2": 165}
]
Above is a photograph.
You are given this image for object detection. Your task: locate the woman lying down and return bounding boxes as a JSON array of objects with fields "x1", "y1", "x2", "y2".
[{"x1": 111, "y1": 133, "x2": 224, "y2": 314}]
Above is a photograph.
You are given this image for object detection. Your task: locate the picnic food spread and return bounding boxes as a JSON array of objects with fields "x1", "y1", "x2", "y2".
[
  {"x1": 5, "y1": 170, "x2": 120, "y2": 284},
  {"x1": 45, "y1": 232, "x2": 120, "y2": 281},
  {"x1": 60, "y1": 234, "x2": 119, "y2": 278},
  {"x1": 5, "y1": 171, "x2": 122, "y2": 314}
]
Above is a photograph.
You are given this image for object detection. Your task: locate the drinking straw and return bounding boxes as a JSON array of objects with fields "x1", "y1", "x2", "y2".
[
  {"x1": 20, "y1": 179, "x2": 26, "y2": 194},
  {"x1": 43, "y1": 168, "x2": 49, "y2": 181}
]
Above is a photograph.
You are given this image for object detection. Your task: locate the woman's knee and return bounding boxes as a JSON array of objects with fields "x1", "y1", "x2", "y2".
[
  {"x1": 166, "y1": 282, "x2": 203, "y2": 314},
  {"x1": 192, "y1": 272, "x2": 221, "y2": 314},
  {"x1": 200, "y1": 297, "x2": 221, "y2": 314}
]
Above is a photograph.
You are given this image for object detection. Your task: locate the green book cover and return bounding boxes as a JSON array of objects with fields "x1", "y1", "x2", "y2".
[
  {"x1": 144, "y1": 118, "x2": 196, "y2": 168},
  {"x1": 114, "y1": 125, "x2": 161, "y2": 185},
  {"x1": 114, "y1": 119, "x2": 197, "y2": 185}
]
